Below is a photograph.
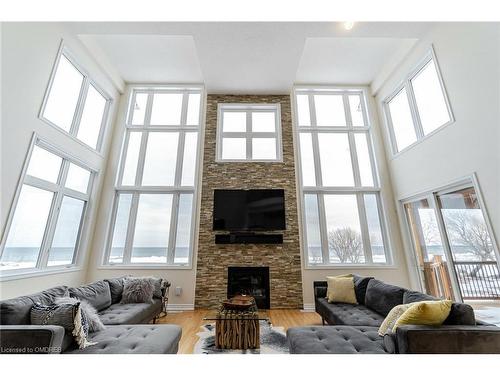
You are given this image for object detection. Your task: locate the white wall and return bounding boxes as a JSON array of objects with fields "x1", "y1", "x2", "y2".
[
  {"x1": 373, "y1": 23, "x2": 500, "y2": 285},
  {"x1": 298, "y1": 90, "x2": 412, "y2": 308},
  {"x1": 0, "y1": 23, "x2": 119, "y2": 299}
]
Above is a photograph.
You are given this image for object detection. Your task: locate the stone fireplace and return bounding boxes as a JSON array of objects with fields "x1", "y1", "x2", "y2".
[
  {"x1": 194, "y1": 95, "x2": 303, "y2": 309},
  {"x1": 227, "y1": 266, "x2": 270, "y2": 309}
]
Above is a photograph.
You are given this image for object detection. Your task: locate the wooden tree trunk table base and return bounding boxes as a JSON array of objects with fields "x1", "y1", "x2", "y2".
[{"x1": 215, "y1": 309, "x2": 260, "y2": 350}]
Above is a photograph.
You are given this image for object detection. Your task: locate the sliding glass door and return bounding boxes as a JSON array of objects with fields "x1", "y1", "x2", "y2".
[{"x1": 403, "y1": 180, "x2": 500, "y2": 302}]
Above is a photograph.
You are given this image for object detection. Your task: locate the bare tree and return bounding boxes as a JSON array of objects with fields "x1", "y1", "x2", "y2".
[
  {"x1": 444, "y1": 211, "x2": 494, "y2": 261},
  {"x1": 328, "y1": 227, "x2": 363, "y2": 263}
]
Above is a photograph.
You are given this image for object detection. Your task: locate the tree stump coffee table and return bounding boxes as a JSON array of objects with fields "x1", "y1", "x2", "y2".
[{"x1": 204, "y1": 296, "x2": 269, "y2": 350}]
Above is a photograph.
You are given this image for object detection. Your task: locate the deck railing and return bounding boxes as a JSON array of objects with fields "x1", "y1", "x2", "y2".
[{"x1": 454, "y1": 261, "x2": 500, "y2": 300}]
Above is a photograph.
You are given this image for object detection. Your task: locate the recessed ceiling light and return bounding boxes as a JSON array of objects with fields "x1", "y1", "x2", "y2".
[{"x1": 344, "y1": 22, "x2": 355, "y2": 30}]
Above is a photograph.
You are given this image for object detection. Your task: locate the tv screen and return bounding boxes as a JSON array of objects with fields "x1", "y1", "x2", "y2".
[{"x1": 213, "y1": 189, "x2": 286, "y2": 231}]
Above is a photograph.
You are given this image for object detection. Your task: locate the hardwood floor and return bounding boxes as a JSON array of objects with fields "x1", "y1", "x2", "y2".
[{"x1": 157, "y1": 309, "x2": 322, "y2": 354}]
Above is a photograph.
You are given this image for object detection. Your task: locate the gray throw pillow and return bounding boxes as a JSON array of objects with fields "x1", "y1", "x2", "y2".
[
  {"x1": 56, "y1": 296, "x2": 105, "y2": 332},
  {"x1": 121, "y1": 277, "x2": 155, "y2": 304},
  {"x1": 69, "y1": 280, "x2": 112, "y2": 311},
  {"x1": 30, "y1": 302, "x2": 94, "y2": 349},
  {"x1": 144, "y1": 276, "x2": 164, "y2": 299}
]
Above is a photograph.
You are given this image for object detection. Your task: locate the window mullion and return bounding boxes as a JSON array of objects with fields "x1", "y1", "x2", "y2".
[
  {"x1": 348, "y1": 131, "x2": 362, "y2": 188},
  {"x1": 70, "y1": 77, "x2": 89, "y2": 136},
  {"x1": 123, "y1": 192, "x2": 139, "y2": 264},
  {"x1": 167, "y1": 193, "x2": 180, "y2": 264},
  {"x1": 116, "y1": 130, "x2": 131, "y2": 186},
  {"x1": 343, "y1": 94, "x2": 353, "y2": 129},
  {"x1": 406, "y1": 80, "x2": 425, "y2": 139},
  {"x1": 357, "y1": 192, "x2": 373, "y2": 263},
  {"x1": 38, "y1": 160, "x2": 70, "y2": 268},
  {"x1": 317, "y1": 193, "x2": 330, "y2": 265}
]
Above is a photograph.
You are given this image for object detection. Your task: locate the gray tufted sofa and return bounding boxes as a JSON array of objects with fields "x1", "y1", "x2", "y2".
[
  {"x1": 0, "y1": 278, "x2": 182, "y2": 354},
  {"x1": 287, "y1": 277, "x2": 500, "y2": 354}
]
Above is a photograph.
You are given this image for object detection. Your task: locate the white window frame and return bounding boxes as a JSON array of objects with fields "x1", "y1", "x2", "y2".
[
  {"x1": 102, "y1": 85, "x2": 205, "y2": 269},
  {"x1": 216, "y1": 103, "x2": 283, "y2": 162},
  {"x1": 293, "y1": 86, "x2": 393, "y2": 269},
  {"x1": 0, "y1": 133, "x2": 97, "y2": 281},
  {"x1": 383, "y1": 46, "x2": 455, "y2": 156},
  {"x1": 400, "y1": 173, "x2": 500, "y2": 300},
  {"x1": 39, "y1": 41, "x2": 113, "y2": 154}
]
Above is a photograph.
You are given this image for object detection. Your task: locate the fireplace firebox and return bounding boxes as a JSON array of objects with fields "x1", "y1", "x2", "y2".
[{"x1": 227, "y1": 266, "x2": 270, "y2": 309}]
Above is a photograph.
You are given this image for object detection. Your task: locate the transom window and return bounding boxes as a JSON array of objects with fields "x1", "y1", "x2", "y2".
[
  {"x1": 294, "y1": 88, "x2": 391, "y2": 266},
  {"x1": 40, "y1": 45, "x2": 112, "y2": 151},
  {"x1": 384, "y1": 49, "x2": 454, "y2": 154},
  {"x1": 104, "y1": 86, "x2": 203, "y2": 266},
  {"x1": 216, "y1": 103, "x2": 282, "y2": 162},
  {"x1": 0, "y1": 136, "x2": 95, "y2": 274}
]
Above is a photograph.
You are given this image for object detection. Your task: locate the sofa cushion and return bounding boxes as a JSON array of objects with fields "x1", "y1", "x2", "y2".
[
  {"x1": 98, "y1": 299, "x2": 162, "y2": 325},
  {"x1": 353, "y1": 275, "x2": 373, "y2": 305},
  {"x1": 365, "y1": 279, "x2": 406, "y2": 317},
  {"x1": 287, "y1": 326, "x2": 388, "y2": 354},
  {"x1": 69, "y1": 281, "x2": 112, "y2": 312},
  {"x1": 403, "y1": 290, "x2": 476, "y2": 325},
  {"x1": 0, "y1": 286, "x2": 69, "y2": 325},
  {"x1": 64, "y1": 324, "x2": 182, "y2": 354},
  {"x1": 316, "y1": 298, "x2": 384, "y2": 326},
  {"x1": 104, "y1": 277, "x2": 127, "y2": 304}
]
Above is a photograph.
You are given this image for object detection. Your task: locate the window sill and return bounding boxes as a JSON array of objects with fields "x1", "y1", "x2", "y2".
[
  {"x1": 303, "y1": 263, "x2": 398, "y2": 271},
  {"x1": 0, "y1": 266, "x2": 83, "y2": 282},
  {"x1": 97, "y1": 264, "x2": 193, "y2": 271}
]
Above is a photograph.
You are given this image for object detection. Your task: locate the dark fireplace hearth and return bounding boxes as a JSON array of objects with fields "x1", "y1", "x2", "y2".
[{"x1": 227, "y1": 266, "x2": 270, "y2": 309}]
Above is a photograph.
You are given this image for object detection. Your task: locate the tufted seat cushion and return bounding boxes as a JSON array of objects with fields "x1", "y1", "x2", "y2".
[
  {"x1": 316, "y1": 298, "x2": 384, "y2": 326},
  {"x1": 98, "y1": 299, "x2": 162, "y2": 325},
  {"x1": 287, "y1": 326, "x2": 388, "y2": 354},
  {"x1": 64, "y1": 325, "x2": 181, "y2": 354}
]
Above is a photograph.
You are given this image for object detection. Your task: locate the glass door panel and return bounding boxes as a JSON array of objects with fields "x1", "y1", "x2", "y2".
[
  {"x1": 438, "y1": 187, "x2": 500, "y2": 300},
  {"x1": 404, "y1": 198, "x2": 455, "y2": 299}
]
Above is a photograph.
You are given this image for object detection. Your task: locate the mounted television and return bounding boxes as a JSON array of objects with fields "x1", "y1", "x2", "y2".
[{"x1": 213, "y1": 189, "x2": 286, "y2": 231}]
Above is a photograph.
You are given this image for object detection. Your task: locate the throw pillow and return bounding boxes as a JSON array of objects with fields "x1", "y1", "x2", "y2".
[
  {"x1": 121, "y1": 277, "x2": 155, "y2": 304},
  {"x1": 326, "y1": 276, "x2": 357, "y2": 304},
  {"x1": 378, "y1": 303, "x2": 414, "y2": 336},
  {"x1": 393, "y1": 300, "x2": 453, "y2": 331},
  {"x1": 56, "y1": 296, "x2": 105, "y2": 332},
  {"x1": 143, "y1": 276, "x2": 164, "y2": 299},
  {"x1": 30, "y1": 302, "x2": 95, "y2": 349}
]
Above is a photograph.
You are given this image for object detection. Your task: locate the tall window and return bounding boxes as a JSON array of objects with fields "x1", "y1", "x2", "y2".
[
  {"x1": 216, "y1": 103, "x2": 282, "y2": 162},
  {"x1": 40, "y1": 45, "x2": 111, "y2": 151},
  {"x1": 294, "y1": 88, "x2": 390, "y2": 266},
  {"x1": 104, "y1": 86, "x2": 203, "y2": 266},
  {"x1": 384, "y1": 49, "x2": 453, "y2": 154},
  {"x1": 0, "y1": 136, "x2": 94, "y2": 273}
]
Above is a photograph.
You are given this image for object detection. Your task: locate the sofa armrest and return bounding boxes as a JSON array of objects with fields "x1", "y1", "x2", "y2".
[
  {"x1": 0, "y1": 325, "x2": 65, "y2": 354},
  {"x1": 394, "y1": 324, "x2": 500, "y2": 354}
]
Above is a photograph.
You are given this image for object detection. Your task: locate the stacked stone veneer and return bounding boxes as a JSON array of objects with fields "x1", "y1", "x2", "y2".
[{"x1": 194, "y1": 95, "x2": 303, "y2": 309}]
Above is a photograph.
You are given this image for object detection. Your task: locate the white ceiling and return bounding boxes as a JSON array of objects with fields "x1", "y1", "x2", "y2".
[
  {"x1": 295, "y1": 37, "x2": 417, "y2": 85},
  {"x1": 74, "y1": 22, "x2": 432, "y2": 94}
]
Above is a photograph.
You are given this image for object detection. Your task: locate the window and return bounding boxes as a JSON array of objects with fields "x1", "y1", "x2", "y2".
[
  {"x1": 40, "y1": 45, "x2": 111, "y2": 151},
  {"x1": 384, "y1": 48, "x2": 453, "y2": 154},
  {"x1": 402, "y1": 178, "x2": 500, "y2": 301},
  {"x1": 0, "y1": 136, "x2": 94, "y2": 274},
  {"x1": 105, "y1": 86, "x2": 203, "y2": 266},
  {"x1": 217, "y1": 103, "x2": 282, "y2": 162},
  {"x1": 294, "y1": 88, "x2": 390, "y2": 266}
]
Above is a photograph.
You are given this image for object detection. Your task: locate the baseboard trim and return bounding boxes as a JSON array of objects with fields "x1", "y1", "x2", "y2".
[
  {"x1": 302, "y1": 303, "x2": 315, "y2": 312},
  {"x1": 166, "y1": 304, "x2": 195, "y2": 311}
]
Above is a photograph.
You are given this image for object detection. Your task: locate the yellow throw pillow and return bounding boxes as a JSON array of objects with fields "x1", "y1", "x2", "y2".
[
  {"x1": 326, "y1": 276, "x2": 357, "y2": 304},
  {"x1": 393, "y1": 300, "x2": 452, "y2": 331},
  {"x1": 378, "y1": 303, "x2": 414, "y2": 336}
]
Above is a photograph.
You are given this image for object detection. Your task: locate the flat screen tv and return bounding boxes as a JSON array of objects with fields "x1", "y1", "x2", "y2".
[{"x1": 213, "y1": 189, "x2": 286, "y2": 231}]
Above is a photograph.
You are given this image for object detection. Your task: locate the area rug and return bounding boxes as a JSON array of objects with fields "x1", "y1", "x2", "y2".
[{"x1": 193, "y1": 321, "x2": 289, "y2": 354}]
